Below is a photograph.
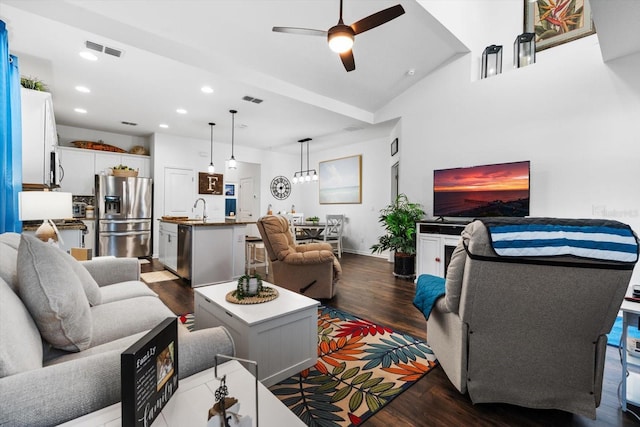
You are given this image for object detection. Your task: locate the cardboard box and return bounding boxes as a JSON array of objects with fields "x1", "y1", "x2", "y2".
[{"x1": 70, "y1": 247, "x2": 92, "y2": 261}]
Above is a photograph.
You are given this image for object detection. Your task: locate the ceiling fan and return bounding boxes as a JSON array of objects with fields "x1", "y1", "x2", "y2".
[{"x1": 272, "y1": 0, "x2": 405, "y2": 72}]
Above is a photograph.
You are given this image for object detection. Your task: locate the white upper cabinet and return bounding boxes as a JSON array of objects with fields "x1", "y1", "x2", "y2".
[
  {"x1": 58, "y1": 146, "x2": 151, "y2": 195},
  {"x1": 21, "y1": 88, "x2": 57, "y2": 185},
  {"x1": 58, "y1": 147, "x2": 95, "y2": 195},
  {"x1": 94, "y1": 151, "x2": 149, "y2": 177}
]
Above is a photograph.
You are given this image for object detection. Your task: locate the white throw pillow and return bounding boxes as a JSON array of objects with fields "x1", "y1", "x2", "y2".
[{"x1": 17, "y1": 235, "x2": 93, "y2": 352}]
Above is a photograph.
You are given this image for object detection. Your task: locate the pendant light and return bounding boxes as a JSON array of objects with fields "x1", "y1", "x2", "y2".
[
  {"x1": 292, "y1": 138, "x2": 317, "y2": 183},
  {"x1": 228, "y1": 109, "x2": 237, "y2": 169},
  {"x1": 207, "y1": 122, "x2": 215, "y2": 174}
]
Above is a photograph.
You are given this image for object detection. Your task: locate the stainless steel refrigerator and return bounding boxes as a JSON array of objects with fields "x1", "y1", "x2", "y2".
[{"x1": 95, "y1": 175, "x2": 153, "y2": 257}]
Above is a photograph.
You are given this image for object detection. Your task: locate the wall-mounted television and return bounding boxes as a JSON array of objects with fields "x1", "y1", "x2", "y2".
[{"x1": 433, "y1": 160, "x2": 530, "y2": 218}]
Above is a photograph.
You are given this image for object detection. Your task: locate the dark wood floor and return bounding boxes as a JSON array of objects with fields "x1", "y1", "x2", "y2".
[{"x1": 141, "y1": 254, "x2": 640, "y2": 426}]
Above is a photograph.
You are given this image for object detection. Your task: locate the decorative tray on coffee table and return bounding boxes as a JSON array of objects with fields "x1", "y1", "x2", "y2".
[{"x1": 226, "y1": 287, "x2": 279, "y2": 304}]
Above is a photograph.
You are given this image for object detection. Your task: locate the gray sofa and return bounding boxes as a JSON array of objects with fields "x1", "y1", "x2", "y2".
[
  {"x1": 0, "y1": 233, "x2": 234, "y2": 426},
  {"x1": 425, "y1": 218, "x2": 639, "y2": 419}
]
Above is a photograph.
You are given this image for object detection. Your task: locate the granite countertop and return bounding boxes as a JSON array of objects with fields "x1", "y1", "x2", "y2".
[
  {"x1": 22, "y1": 219, "x2": 87, "y2": 231},
  {"x1": 159, "y1": 218, "x2": 254, "y2": 226}
]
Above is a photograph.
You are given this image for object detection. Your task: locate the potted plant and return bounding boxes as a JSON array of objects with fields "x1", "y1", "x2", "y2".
[
  {"x1": 306, "y1": 216, "x2": 320, "y2": 225},
  {"x1": 371, "y1": 194, "x2": 425, "y2": 278},
  {"x1": 236, "y1": 273, "x2": 263, "y2": 299}
]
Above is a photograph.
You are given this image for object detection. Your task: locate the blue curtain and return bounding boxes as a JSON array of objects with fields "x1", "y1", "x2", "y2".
[{"x1": 0, "y1": 20, "x2": 22, "y2": 233}]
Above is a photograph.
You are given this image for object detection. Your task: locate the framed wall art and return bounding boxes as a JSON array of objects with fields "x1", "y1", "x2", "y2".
[
  {"x1": 319, "y1": 154, "x2": 362, "y2": 204},
  {"x1": 198, "y1": 172, "x2": 223, "y2": 195},
  {"x1": 224, "y1": 183, "x2": 235, "y2": 196},
  {"x1": 524, "y1": 0, "x2": 595, "y2": 51},
  {"x1": 391, "y1": 138, "x2": 398, "y2": 156}
]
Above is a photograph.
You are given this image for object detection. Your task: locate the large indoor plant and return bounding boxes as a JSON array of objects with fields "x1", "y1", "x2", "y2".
[{"x1": 371, "y1": 194, "x2": 425, "y2": 278}]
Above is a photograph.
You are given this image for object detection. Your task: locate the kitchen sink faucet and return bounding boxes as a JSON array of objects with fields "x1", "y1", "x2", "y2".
[{"x1": 193, "y1": 198, "x2": 207, "y2": 222}]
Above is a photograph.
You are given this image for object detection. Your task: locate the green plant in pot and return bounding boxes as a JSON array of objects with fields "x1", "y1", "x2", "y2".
[{"x1": 371, "y1": 194, "x2": 425, "y2": 278}]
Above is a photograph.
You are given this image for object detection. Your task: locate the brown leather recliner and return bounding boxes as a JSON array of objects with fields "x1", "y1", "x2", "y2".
[{"x1": 257, "y1": 215, "x2": 341, "y2": 299}]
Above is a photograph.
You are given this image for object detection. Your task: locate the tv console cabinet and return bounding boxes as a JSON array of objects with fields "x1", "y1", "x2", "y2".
[{"x1": 416, "y1": 220, "x2": 469, "y2": 278}]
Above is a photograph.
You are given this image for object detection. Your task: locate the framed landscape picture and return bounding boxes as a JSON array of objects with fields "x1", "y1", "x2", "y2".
[
  {"x1": 319, "y1": 155, "x2": 362, "y2": 204},
  {"x1": 524, "y1": 0, "x2": 595, "y2": 51}
]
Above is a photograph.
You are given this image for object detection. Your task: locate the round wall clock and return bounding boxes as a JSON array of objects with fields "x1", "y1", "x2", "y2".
[{"x1": 270, "y1": 176, "x2": 291, "y2": 200}]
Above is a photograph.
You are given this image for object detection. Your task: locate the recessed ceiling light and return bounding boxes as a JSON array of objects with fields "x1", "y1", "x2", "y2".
[
  {"x1": 79, "y1": 51, "x2": 98, "y2": 61},
  {"x1": 201, "y1": 86, "x2": 214, "y2": 94},
  {"x1": 176, "y1": 108, "x2": 187, "y2": 114},
  {"x1": 74, "y1": 108, "x2": 87, "y2": 114},
  {"x1": 159, "y1": 124, "x2": 169, "y2": 129},
  {"x1": 75, "y1": 85, "x2": 91, "y2": 93}
]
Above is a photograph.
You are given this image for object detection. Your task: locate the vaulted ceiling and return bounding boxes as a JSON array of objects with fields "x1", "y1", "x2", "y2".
[
  {"x1": 1, "y1": 0, "x2": 467, "y2": 154},
  {"x1": 1, "y1": 0, "x2": 638, "y2": 154}
]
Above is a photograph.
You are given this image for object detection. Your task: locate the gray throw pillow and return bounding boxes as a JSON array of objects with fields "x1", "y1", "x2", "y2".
[
  {"x1": 61, "y1": 251, "x2": 102, "y2": 306},
  {"x1": 0, "y1": 278, "x2": 43, "y2": 376},
  {"x1": 17, "y1": 235, "x2": 93, "y2": 352}
]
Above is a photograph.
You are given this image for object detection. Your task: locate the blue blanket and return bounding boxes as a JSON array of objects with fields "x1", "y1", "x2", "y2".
[
  {"x1": 413, "y1": 274, "x2": 446, "y2": 321},
  {"x1": 482, "y1": 218, "x2": 639, "y2": 263}
]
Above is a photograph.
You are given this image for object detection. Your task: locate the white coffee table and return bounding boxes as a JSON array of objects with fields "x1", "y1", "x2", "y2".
[
  {"x1": 61, "y1": 360, "x2": 305, "y2": 426},
  {"x1": 194, "y1": 281, "x2": 319, "y2": 387}
]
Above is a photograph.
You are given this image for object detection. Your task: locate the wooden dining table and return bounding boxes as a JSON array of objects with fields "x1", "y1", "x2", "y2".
[{"x1": 294, "y1": 223, "x2": 326, "y2": 240}]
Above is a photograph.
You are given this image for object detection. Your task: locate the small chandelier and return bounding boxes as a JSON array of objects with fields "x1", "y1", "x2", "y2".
[
  {"x1": 292, "y1": 138, "x2": 318, "y2": 184},
  {"x1": 207, "y1": 122, "x2": 215, "y2": 174},
  {"x1": 481, "y1": 44, "x2": 502, "y2": 79},
  {"x1": 228, "y1": 109, "x2": 237, "y2": 169}
]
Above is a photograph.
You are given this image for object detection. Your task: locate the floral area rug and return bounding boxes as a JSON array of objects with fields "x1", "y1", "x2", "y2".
[{"x1": 268, "y1": 305, "x2": 438, "y2": 427}]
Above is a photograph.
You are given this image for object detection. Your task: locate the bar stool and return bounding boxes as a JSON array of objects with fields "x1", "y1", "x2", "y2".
[{"x1": 245, "y1": 236, "x2": 268, "y2": 275}]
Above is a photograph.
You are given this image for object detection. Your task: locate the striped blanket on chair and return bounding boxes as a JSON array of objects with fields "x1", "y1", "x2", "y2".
[{"x1": 481, "y1": 218, "x2": 639, "y2": 263}]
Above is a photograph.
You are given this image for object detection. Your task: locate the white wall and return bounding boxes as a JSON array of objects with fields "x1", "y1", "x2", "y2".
[
  {"x1": 376, "y1": 33, "x2": 640, "y2": 281},
  {"x1": 294, "y1": 134, "x2": 395, "y2": 257}
]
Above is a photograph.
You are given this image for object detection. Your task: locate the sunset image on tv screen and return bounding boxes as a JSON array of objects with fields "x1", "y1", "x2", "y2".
[{"x1": 433, "y1": 161, "x2": 530, "y2": 217}]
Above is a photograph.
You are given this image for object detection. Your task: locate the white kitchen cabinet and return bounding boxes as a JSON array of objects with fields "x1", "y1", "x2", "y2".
[
  {"x1": 95, "y1": 151, "x2": 150, "y2": 177},
  {"x1": 416, "y1": 222, "x2": 466, "y2": 278},
  {"x1": 58, "y1": 146, "x2": 151, "y2": 195},
  {"x1": 21, "y1": 88, "x2": 57, "y2": 186},
  {"x1": 22, "y1": 228, "x2": 82, "y2": 254},
  {"x1": 58, "y1": 147, "x2": 95, "y2": 195},
  {"x1": 82, "y1": 220, "x2": 96, "y2": 258},
  {"x1": 158, "y1": 221, "x2": 178, "y2": 273}
]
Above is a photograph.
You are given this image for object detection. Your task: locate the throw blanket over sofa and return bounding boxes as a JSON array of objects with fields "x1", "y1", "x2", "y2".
[
  {"x1": 422, "y1": 218, "x2": 639, "y2": 419},
  {"x1": 0, "y1": 233, "x2": 234, "y2": 426}
]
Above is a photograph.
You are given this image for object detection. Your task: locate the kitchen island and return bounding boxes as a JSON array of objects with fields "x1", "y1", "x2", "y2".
[{"x1": 159, "y1": 218, "x2": 251, "y2": 287}]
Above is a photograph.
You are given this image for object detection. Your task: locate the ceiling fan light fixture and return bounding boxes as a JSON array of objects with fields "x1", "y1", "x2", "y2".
[{"x1": 328, "y1": 26, "x2": 354, "y2": 53}]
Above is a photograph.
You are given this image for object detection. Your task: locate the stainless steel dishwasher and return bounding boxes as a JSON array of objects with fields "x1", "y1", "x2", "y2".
[{"x1": 177, "y1": 224, "x2": 191, "y2": 280}]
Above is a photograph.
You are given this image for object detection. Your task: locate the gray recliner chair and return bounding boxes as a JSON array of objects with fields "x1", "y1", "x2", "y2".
[{"x1": 425, "y1": 218, "x2": 639, "y2": 419}]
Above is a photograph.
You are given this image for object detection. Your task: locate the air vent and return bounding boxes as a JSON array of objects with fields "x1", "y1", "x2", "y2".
[
  {"x1": 85, "y1": 40, "x2": 104, "y2": 52},
  {"x1": 85, "y1": 40, "x2": 124, "y2": 58},
  {"x1": 242, "y1": 95, "x2": 263, "y2": 104},
  {"x1": 121, "y1": 121, "x2": 138, "y2": 126},
  {"x1": 104, "y1": 47, "x2": 122, "y2": 58}
]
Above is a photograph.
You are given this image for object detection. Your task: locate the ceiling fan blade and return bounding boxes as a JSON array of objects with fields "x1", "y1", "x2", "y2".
[
  {"x1": 272, "y1": 27, "x2": 327, "y2": 37},
  {"x1": 340, "y1": 50, "x2": 355, "y2": 72},
  {"x1": 350, "y1": 4, "x2": 405, "y2": 35}
]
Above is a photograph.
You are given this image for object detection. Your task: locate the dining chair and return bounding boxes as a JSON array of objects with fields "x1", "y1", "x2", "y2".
[
  {"x1": 286, "y1": 213, "x2": 309, "y2": 243},
  {"x1": 324, "y1": 214, "x2": 344, "y2": 258}
]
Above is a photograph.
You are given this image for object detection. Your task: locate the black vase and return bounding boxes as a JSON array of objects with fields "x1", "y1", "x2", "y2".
[{"x1": 393, "y1": 253, "x2": 415, "y2": 279}]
